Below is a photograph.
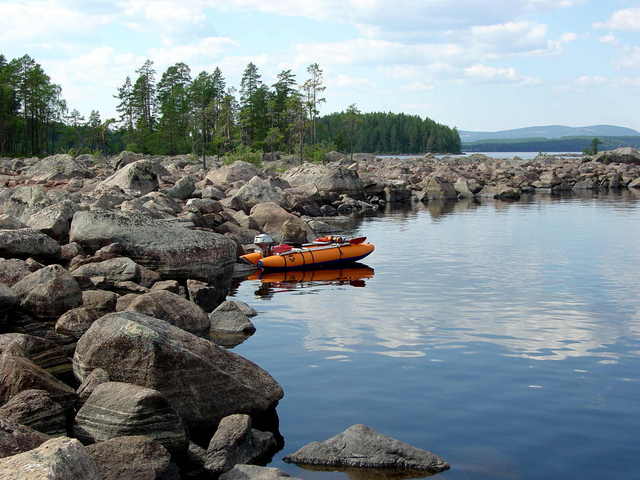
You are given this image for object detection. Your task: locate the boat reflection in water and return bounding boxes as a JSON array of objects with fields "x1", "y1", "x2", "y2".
[{"x1": 245, "y1": 263, "x2": 375, "y2": 298}]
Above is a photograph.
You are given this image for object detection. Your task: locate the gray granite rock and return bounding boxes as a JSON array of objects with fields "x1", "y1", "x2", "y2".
[
  {"x1": 220, "y1": 465, "x2": 299, "y2": 480},
  {"x1": 0, "y1": 417, "x2": 49, "y2": 459},
  {"x1": 12, "y1": 265, "x2": 82, "y2": 320},
  {"x1": 0, "y1": 228, "x2": 60, "y2": 259},
  {"x1": 73, "y1": 312, "x2": 283, "y2": 433},
  {"x1": 283, "y1": 424, "x2": 449, "y2": 474},
  {"x1": 206, "y1": 414, "x2": 277, "y2": 473}
]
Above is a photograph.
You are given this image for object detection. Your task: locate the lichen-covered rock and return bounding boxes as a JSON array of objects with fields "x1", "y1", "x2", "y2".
[
  {"x1": 0, "y1": 283, "x2": 17, "y2": 313},
  {"x1": 283, "y1": 424, "x2": 449, "y2": 474},
  {"x1": 24, "y1": 154, "x2": 92, "y2": 182},
  {"x1": 207, "y1": 161, "x2": 260, "y2": 185},
  {"x1": 125, "y1": 290, "x2": 209, "y2": 336},
  {"x1": 0, "y1": 417, "x2": 49, "y2": 459},
  {"x1": 0, "y1": 228, "x2": 60, "y2": 259},
  {"x1": 12, "y1": 265, "x2": 82, "y2": 320},
  {"x1": 0, "y1": 389, "x2": 67, "y2": 436},
  {"x1": 206, "y1": 414, "x2": 277, "y2": 474},
  {"x1": 249, "y1": 203, "x2": 313, "y2": 243},
  {"x1": 0, "y1": 436, "x2": 102, "y2": 480},
  {"x1": 217, "y1": 300, "x2": 258, "y2": 317},
  {"x1": 87, "y1": 435, "x2": 180, "y2": 480},
  {"x1": 421, "y1": 176, "x2": 457, "y2": 200},
  {"x1": 167, "y1": 175, "x2": 196, "y2": 200},
  {"x1": 74, "y1": 382, "x2": 187, "y2": 455},
  {"x1": 231, "y1": 176, "x2": 286, "y2": 212},
  {"x1": 282, "y1": 164, "x2": 364, "y2": 199},
  {"x1": 70, "y1": 210, "x2": 237, "y2": 280},
  {"x1": 594, "y1": 147, "x2": 640, "y2": 165},
  {"x1": 73, "y1": 312, "x2": 283, "y2": 433}
]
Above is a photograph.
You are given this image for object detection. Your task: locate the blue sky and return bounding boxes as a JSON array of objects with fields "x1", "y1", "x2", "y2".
[{"x1": 1, "y1": 0, "x2": 639, "y2": 131}]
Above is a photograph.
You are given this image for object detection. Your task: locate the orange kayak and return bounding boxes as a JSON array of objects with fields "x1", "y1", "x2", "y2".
[{"x1": 241, "y1": 237, "x2": 375, "y2": 271}]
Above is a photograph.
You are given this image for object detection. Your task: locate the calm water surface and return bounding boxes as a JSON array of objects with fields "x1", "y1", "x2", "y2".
[{"x1": 231, "y1": 192, "x2": 640, "y2": 480}]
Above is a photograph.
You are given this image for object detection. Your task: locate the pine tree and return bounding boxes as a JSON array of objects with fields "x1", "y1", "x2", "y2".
[{"x1": 157, "y1": 62, "x2": 192, "y2": 155}]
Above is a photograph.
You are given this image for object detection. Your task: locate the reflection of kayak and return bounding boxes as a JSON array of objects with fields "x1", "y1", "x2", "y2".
[
  {"x1": 247, "y1": 266, "x2": 375, "y2": 283},
  {"x1": 241, "y1": 236, "x2": 375, "y2": 271}
]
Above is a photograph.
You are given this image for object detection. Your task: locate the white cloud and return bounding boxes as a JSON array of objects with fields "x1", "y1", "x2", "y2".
[
  {"x1": 331, "y1": 74, "x2": 374, "y2": 89},
  {"x1": 616, "y1": 46, "x2": 640, "y2": 70},
  {"x1": 594, "y1": 8, "x2": 640, "y2": 31},
  {"x1": 464, "y1": 64, "x2": 540, "y2": 85},
  {"x1": 599, "y1": 34, "x2": 618, "y2": 45},
  {"x1": 403, "y1": 81, "x2": 435, "y2": 91},
  {"x1": 148, "y1": 37, "x2": 237, "y2": 69},
  {"x1": 574, "y1": 75, "x2": 609, "y2": 87},
  {"x1": 0, "y1": 0, "x2": 112, "y2": 42}
]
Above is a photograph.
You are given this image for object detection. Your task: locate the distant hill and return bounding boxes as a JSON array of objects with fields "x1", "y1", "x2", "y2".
[
  {"x1": 462, "y1": 136, "x2": 640, "y2": 153},
  {"x1": 460, "y1": 125, "x2": 640, "y2": 143}
]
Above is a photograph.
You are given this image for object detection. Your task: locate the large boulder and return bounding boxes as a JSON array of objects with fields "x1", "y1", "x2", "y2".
[
  {"x1": 207, "y1": 161, "x2": 260, "y2": 185},
  {"x1": 112, "y1": 150, "x2": 143, "y2": 170},
  {"x1": 87, "y1": 435, "x2": 180, "y2": 480},
  {"x1": 12, "y1": 265, "x2": 82, "y2": 320},
  {"x1": 0, "y1": 436, "x2": 102, "y2": 479},
  {"x1": 0, "y1": 417, "x2": 49, "y2": 459},
  {"x1": 166, "y1": 175, "x2": 196, "y2": 200},
  {"x1": 76, "y1": 368, "x2": 109, "y2": 406},
  {"x1": 206, "y1": 414, "x2": 277, "y2": 474},
  {"x1": 55, "y1": 307, "x2": 104, "y2": 340},
  {"x1": 74, "y1": 382, "x2": 188, "y2": 455},
  {"x1": 594, "y1": 147, "x2": 640, "y2": 165},
  {"x1": 97, "y1": 159, "x2": 162, "y2": 196},
  {"x1": 421, "y1": 176, "x2": 457, "y2": 200},
  {"x1": 231, "y1": 176, "x2": 286, "y2": 212},
  {"x1": 24, "y1": 154, "x2": 92, "y2": 182},
  {"x1": 0, "y1": 229, "x2": 60, "y2": 259},
  {"x1": 69, "y1": 210, "x2": 237, "y2": 280},
  {"x1": 0, "y1": 354, "x2": 77, "y2": 410},
  {"x1": 0, "y1": 389, "x2": 67, "y2": 436},
  {"x1": 210, "y1": 302, "x2": 256, "y2": 335},
  {"x1": 283, "y1": 424, "x2": 449, "y2": 475},
  {"x1": 125, "y1": 290, "x2": 210, "y2": 336},
  {"x1": 73, "y1": 312, "x2": 283, "y2": 432},
  {"x1": 281, "y1": 164, "x2": 363, "y2": 199},
  {"x1": 0, "y1": 283, "x2": 17, "y2": 314},
  {"x1": 249, "y1": 202, "x2": 313, "y2": 243}
]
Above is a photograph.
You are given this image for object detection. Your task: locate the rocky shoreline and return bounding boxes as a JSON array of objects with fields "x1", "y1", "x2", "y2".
[{"x1": 0, "y1": 147, "x2": 639, "y2": 478}]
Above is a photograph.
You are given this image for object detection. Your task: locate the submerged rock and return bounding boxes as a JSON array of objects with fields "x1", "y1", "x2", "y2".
[
  {"x1": 220, "y1": 464, "x2": 300, "y2": 480},
  {"x1": 73, "y1": 312, "x2": 284, "y2": 433},
  {"x1": 283, "y1": 424, "x2": 449, "y2": 475}
]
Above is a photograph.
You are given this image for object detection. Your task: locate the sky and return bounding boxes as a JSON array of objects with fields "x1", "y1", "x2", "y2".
[{"x1": 1, "y1": 0, "x2": 640, "y2": 132}]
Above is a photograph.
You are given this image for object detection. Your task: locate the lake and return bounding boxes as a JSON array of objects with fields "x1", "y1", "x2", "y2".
[{"x1": 231, "y1": 191, "x2": 640, "y2": 480}]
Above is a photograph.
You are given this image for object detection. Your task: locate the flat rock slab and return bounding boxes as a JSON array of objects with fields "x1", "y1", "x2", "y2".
[
  {"x1": 70, "y1": 210, "x2": 236, "y2": 280},
  {"x1": 283, "y1": 424, "x2": 449, "y2": 475},
  {"x1": 220, "y1": 464, "x2": 300, "y2": 480}
]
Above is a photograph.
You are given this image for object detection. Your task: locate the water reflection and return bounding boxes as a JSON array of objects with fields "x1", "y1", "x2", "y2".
[
  {"x1": 243, "y1": 264, "x2": 375, "y2": 298},
  {"x1": 295, "y1": 465, "x2": 441, "y2": 480}
]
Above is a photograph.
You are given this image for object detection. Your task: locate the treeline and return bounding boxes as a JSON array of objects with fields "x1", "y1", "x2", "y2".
[
  {"x1": 317, "y1": 111, "x2": 461, "y2": 154},
  {"x1": 1, "y1": 52, "x2": 462, "y2": 160},
  {"x1": 462, "y1": 136, "x2": 640, "y2": 153}
]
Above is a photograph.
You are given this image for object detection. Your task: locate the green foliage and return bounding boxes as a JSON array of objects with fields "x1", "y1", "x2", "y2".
[
  {"x1": 465, "y1": 136, "x2": 639, "y2": 153},
  {"x1": 303, "y1": 141, "x2": 336, "y2": 163},
  {"x1": 316, "y1": 111, "x2": 461, "y2": 154},
  {"x1": 222, "y1": 144, "x2": 263, "y2": 167}
]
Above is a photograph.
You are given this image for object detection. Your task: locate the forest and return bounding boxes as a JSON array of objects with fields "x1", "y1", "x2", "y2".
[
  {"x1": 462, "y1": 136, "x2": 640, "y2": 153},
  {"x1": 0, "y1": 53, "x2": 462, "y2": 160}
]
